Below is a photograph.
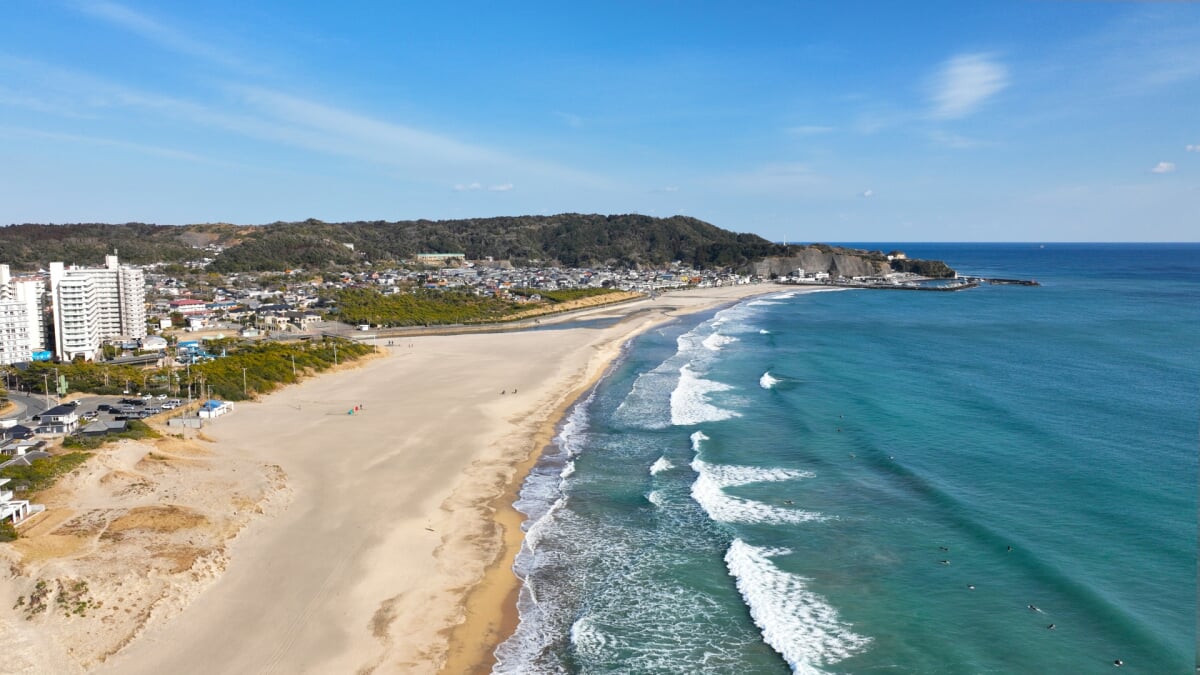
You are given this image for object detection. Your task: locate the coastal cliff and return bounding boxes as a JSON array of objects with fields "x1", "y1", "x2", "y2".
[{"x1": 746, "y1": 245, "x2": 957, "y2": 279}]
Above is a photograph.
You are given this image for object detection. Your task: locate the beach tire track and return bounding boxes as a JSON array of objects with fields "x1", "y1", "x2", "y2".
[{"x1": 258, "y1": 538, "x2": 363, "y2": 675}]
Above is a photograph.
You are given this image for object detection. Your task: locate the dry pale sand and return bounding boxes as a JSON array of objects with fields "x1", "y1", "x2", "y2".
[
  {"x1": 0, "y1": 435, "x2": 290, "y2": 675},
  {"x1": 26, "y1": 283, "x2": 779, "y2": 675}
]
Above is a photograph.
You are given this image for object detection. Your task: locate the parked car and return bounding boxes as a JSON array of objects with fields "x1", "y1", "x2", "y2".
[
  {"x1": 161, "y1": 402, "x2": 177, "y2": 410},
  {"x1": 156, "y1": 394, "x2": 168, "y2": 400},
  {"x1": 97, "y1": 404, "x2": 112, "y2": 412},
  {"x1": 144, "y1": 407, "x2": 162, "y2": 415}
]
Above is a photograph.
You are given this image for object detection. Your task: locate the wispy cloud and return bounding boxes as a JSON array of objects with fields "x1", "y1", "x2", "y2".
[
  {"x1": 1151, "y1": 161, "x2": 1176, "y2": 174},
  {"x1": 786, "y1": 125, "x2": 834, "y2": 136},
  {"x1": 0, "y1": 125, "x2": 216, "y2": 163},
  {"x1": 553, "y1": 111, "x2": 583, "y2": 128},
  {"x1": 75, "y1": 0, "x2": 246, "y2": 70},
  {"x1": 860, "y1": 189, "x2": 873, "y2": 198},
  {"x1": 0, "y1": 53, "x2": 605, "y2": 188},
  {"x1": 454, "y1": 182, "x2": 514, "y2": 192},
  {"x1": 929, "y1": 53, "x2": 1010, "y2": 119},
  {"x1": 1187, "y1": 144, "x2": 1199, "y2": 152},
  {"x1": 929, "y1": 130, "x2": 988, "y2": 150}
]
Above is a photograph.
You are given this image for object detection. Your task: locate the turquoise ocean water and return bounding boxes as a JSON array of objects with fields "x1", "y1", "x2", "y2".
[{"x1": 494, "y1": 244, "x2": 1198, "y2": 675}]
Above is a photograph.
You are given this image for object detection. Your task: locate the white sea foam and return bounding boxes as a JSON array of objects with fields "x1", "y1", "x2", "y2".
[
  {"x1": 671, "y1": 365, "x2": 741, "y2": 426},
  {"x1": 647, "y1": 490, "x2": 666, "y2": 507},
  {"x1": 649, "y1": 456, "x2": 674, "y2": 475},
  {"x1": 523, "y1": 495, "x2": 567, "y2": 556},
  {"x1": 556, "y1": 392, "x2": 594, "y2": 458},
  {"x1": 570, "y1": 614, "x2": 610, "y2": 659},
  {"x1": 760, "y1": 371, "x2": 781, "y2": 389},
  {"x1": 702, "y1": 332, "x2": 739, "y2": 351},
  {"x1": 747, "y1": 299, "x2": 782, "y2": 307},
  {"x1": 559, "y1": 460, "x2": 576, "y2": 479},
  {"x1": 691, "y1": 430, "x2": 709, "y2": 451},
  {"x1": 690, "y1": 458, "x2": 822, "y2": 524},
  {"x1": 759, "y1": 329, "x2": 771, "y2": 335},
  {"x1": 725, "y1": 539, "x2": 872, "y2": 674}
]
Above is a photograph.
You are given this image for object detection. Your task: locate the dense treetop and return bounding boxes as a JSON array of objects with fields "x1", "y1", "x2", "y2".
[
  {"x1": 0, "y1": 214, "x2": 788, "y2": 271},
  {"x1": 0, "y1": 215, "x2": 954, "y2": 276}
]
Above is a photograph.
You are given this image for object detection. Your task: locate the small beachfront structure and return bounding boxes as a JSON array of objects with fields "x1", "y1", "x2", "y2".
[
  {"x1": 198, "y1": 400, "x2": 235, "y2": 419},
  {"x1": 1, "y1": 477, "x2": 43, "y2": 525}
]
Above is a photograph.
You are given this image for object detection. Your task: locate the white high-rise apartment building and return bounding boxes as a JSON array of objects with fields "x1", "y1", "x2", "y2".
[
  {"x1": 48, "y1": 254, "x2": 147, "y2": 361},
  {"x1": 0, "y1": 300, "x2": 32, "y2": 365},
  {"x1": 0, "y1": 264, "x2": 48, "y2": 352}
]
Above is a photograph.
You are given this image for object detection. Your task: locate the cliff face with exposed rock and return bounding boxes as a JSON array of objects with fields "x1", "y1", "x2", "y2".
[{"x1": 745, "y1": 245, "x2": 956, "y2": 279}]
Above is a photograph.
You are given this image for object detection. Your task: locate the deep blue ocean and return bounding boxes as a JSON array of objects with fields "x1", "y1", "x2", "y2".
[{"x1": 493, "y1": 244, "x2": 1199, "y2": 675}]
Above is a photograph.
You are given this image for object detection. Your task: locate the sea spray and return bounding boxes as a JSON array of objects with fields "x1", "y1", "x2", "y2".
[
  {"x1": 760, "y1": 371, "x2": 781, "y2": 389},
  {"x1": 649, "y1": 456, "x2": 673, "y2": 475},
  {"x1": 702, "y1": 332, "x2": 739, "y2": 351},
  {"x1": 671, "y1": 364, "x2": 741, "y2": 425},
  {"x1": 725, "y1": 539, "x2": 872, "y2": 673},
  {"x1": 689, "y1": 431, "x2": 820, "y2": 524}
]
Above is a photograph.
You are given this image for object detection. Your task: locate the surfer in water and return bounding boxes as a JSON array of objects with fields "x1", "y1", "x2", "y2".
[
  {"x1": 967, "y1": 584, "x2": 976, "y2": 590},
  {"x1": 939, "y1": 560, "x2": 950, "y2": 565},
  {"x1": 1028, "y1": 604, "x2": 1040, "y2": 612}
]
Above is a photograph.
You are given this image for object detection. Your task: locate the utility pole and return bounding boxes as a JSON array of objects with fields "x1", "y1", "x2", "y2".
[
  {"x1": 333, "y1": 342, "x2": 338, "y2": 366},
  {"x1": 291, "y1": 354, "x2": 296, "y2": 377},
  {"x1": 242, "y1": 367, "x2": 248, "y2": 396},
  {"x1": 42, "y1": 373, "x2": 49, "y2": 408}
]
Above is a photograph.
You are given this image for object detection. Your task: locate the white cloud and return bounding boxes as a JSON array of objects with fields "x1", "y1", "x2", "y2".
[
  {"x1": 860, "y1": 189, "x2": 873, "y2": 198},
  {"x1": 1151, "y1": 161, "x2": 1176, "y2": 174},
  {"x1": 488, "y1": 183, "x2": 513, "y2": 192},
  {"x1": 786, "y1": 125, "x2": 834, "y2": 136},
  {"x1": 77, "y1": 1, "x2": 246, "y2": 70},
  {"x1": 453, "y1": 182, "x2": 482, "y2": 192},
  {"x1": 929, "y1": 130, "x2": 986, "y2": 149},
  {"x1": 929, "y1": 53, "x2": 1010, "y2": 119},
  {"x1": 1187, "y1": 144, "x2": 1199, "y2": 152},
  {"x1": 553, "y1": 111, "x2": 583, "y2": 128},
  {"x1": 0, "y1": 125, "x2": 216, "y2": 163}
]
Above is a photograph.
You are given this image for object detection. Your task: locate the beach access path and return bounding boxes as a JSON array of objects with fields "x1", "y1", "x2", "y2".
[{"x1": 97, "y1": 283, "x2": 782, "y2": 675}]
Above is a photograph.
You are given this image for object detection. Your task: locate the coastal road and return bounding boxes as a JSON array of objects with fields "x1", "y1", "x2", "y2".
[{"x1": 2, "y1": 390, "x2": 55, "y2": 421}]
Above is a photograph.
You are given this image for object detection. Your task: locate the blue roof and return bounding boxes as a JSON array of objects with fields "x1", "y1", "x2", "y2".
[{"x1": 201, "y1": 400, "x2": 226, "y2": 410}]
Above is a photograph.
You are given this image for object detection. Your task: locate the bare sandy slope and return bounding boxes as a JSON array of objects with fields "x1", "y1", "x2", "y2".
[
  {"x1": 9, "y1": 283, "x2": 778, "y2": 675},
  {"x1": 0, "y1": 436, "x2": 289, "y2": 675}
]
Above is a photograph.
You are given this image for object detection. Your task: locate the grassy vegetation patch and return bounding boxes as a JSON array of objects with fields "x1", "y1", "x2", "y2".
[
  {"x1": 63, "y1": 420, "x2": 160, "y2": 450},
  {"x1": 511, "y1": 287, "x2": 623, "y2": 303},
  {"x1": 0, "y1": 451, "x2": 91, "y2": 494}
]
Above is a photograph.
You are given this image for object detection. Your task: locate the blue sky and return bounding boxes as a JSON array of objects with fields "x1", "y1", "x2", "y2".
[{"x1": 1, "y1": 1, "x2": 1196, "y2": 241}]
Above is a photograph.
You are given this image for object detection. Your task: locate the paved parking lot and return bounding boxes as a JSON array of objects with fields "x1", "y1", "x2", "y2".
[{"x1": 69, "y1": 394, "x2": 185, "y2": 425}]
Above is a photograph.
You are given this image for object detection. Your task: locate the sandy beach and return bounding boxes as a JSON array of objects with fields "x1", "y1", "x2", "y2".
[{"x1": 2, "y1": 283, "x2": 779, "y2": 674}]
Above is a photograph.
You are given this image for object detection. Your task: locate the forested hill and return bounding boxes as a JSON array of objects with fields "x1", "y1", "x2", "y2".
[{"x1": 0, "y1": 214, "x2": 790, "y2": 271}]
